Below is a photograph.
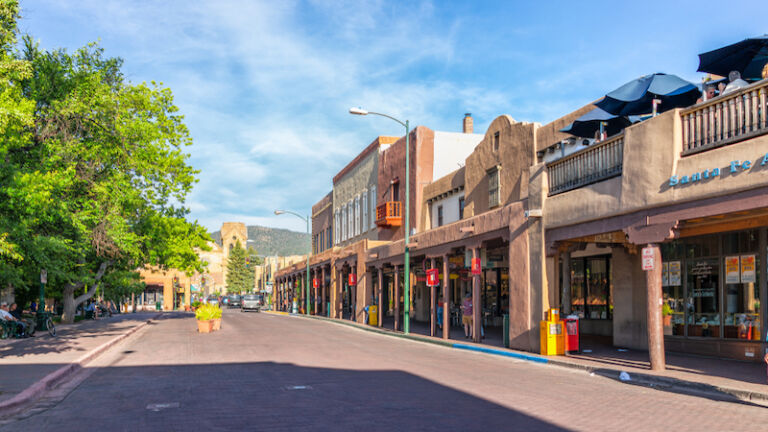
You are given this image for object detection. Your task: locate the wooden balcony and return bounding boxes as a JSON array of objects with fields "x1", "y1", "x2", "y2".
[
  {"x1": 547, "y1": 134, "x2": 624, "y2": 196},
  {"x1": 681, "y1": 79, "x2": 768, "y2": 155},
  {"x1": 375, "y1": 201, "x2": 402, "y2": 227}
]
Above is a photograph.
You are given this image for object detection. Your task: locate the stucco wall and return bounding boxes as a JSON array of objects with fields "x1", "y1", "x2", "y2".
[
  {"x1": 612, "y1": 247, "x2": 649, "y2": 349},
  {"x1": 464, "y1": 116, "x2": 537, "y2": 218},
  {"x1": 430, "y1": 194, "x2": 463, "y2": 230},
  {"x1": 333, "y1": 144, "x2": 380, "y2": 246},
  {"x1": 312, "y1": 191, "x2": 333, "y2": 252},
  {"x1": 545, "y1": 109, "x2": 768, "y2": 230},
  {"x1": 422, "y1": 166, "x2": 465, "y2": 231}
]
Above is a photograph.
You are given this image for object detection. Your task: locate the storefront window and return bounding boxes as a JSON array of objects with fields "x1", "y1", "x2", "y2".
[
  {"x1": 686, "y1": 258, "x2": 719, "y2": 338},
  {"x1": 570, "y1": 259, "x2": 585, "y2": 318},
  {"x1": 586, "y1": 259, "x2": 610, "y2": 319},
  {"x1": 723, "y1": 230, "x2": 760, "y2": 340},
  {"x1": 662, "y1": 243, "x2": 684, "y2": 335}
]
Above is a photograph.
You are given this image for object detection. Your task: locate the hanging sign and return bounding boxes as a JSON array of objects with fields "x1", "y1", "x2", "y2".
[
  {"x1": 725, "y1": 256, "x2": 740, "y2": 284},
  {"x1": 348, "y1": 273, "x2": 357, "y2": 286},
  {"x1": 313, "y1": 278, "x2": 319, "y2": 289},
  {"x1": 426, "y1": 268, "x2": 439, "y2": 287},
  {"x1": 741, "y1": 254, "x2": 756, "y2": 283},
  {"x1": 471, "y1": 258, "x2": 482, "y2": 275},
  {"x1": 668, "y1": 261, "x2": 681, "y2": 286},
  {"x1": 641, "y1": 247, "x2": 655, "y2": 271}
]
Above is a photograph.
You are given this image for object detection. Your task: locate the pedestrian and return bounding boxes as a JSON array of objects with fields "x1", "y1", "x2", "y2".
[
  {"x1": 1, "y1": 302, "x2": 27, "y2": 337},
  {"x1": 461, "y1": 293, "x2": 473, "y2": 339},
  {"x1": 437, "y1": 296, "x2": 444, "y2": 330}
]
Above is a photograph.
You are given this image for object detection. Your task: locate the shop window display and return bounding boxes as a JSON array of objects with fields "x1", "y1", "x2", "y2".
[
  {"x1": 686, "y1": 258, "x2": 720, "y2": 338},
  {"x1": 569, "y1": 256, "x2": 611, "y2": 320}
]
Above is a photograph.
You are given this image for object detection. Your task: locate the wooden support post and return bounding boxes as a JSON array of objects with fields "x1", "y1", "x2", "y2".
[
  {"x1": 442, "y1": 254, "x2": 450, "y2": 340},
  {"x1": 377, "y1": 267, "x2": 384, "y2": 328},
  {"x1": 313, "y1": 268, "x2": 318, "y2": 316},
  {"x1": 645, "y1": 243, "x2": 666, "y2": 371},
  {"x1": 562, "y1": 251, "x2": 571, "y2": 315},
  {"x1": 321, "y1": 267, "x2": 327, "y2": 317},
  {"x1": 430, "y1": 257, "x2": 436, "y2": 337},
  {"x1": 472, "y1": 247, "x2": 481, "y2": 343},
  {"x1": 394, "y1": 264, "x2": 401, "y2": 332}
]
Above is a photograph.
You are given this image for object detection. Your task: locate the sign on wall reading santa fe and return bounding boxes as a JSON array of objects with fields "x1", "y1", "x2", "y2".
[
  {"x1": 471, "y1": 258, "x2": 482, "y2": 275},
  {"x1": 642, "y1": 247, "x2": 655, "y2": 271},
  {"x1": 348, "y1": 273, "x2": 357, "y2": 286},
  {"x1": 426, "y1": 268, "x2": 439, "y2": 287},
  {"x1": 313, "y1": 278, "x2": 319, "y2": 289}
]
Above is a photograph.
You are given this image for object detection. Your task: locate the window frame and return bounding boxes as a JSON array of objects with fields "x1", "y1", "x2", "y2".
[{"x1": 488, "y1": 166, "x2": 500, "y2": 208}]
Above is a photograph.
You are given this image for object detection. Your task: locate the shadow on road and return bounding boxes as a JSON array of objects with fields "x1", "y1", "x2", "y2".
[{"x1": 2, "y1": 361, "x2": 571, "y2": 431}]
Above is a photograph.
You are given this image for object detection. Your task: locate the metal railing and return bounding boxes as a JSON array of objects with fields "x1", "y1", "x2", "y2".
[
  {"x1": 681, "y1": 79, "x2": 768, "y2": 155},
  {"x1": 547, "y1": 134, "x2": 624, "y2": 196}
]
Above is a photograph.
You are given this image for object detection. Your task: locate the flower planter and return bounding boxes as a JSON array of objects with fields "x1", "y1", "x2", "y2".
[
  {"x1": 197, "y1": 319, "x2": 213, "y2": 333},
  {"x1": 212, "y1": 318, "x2": 221, "y2": 331},
  {"x1": 184, "y1": 305, "x2": 191, "y2": 312}
]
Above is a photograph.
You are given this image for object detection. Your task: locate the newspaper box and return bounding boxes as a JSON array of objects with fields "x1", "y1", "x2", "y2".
[
  {"x1": 369, "y1": 305, "x2": 378, "y2": 326},
  {"x1": 564, "y1": 316, "x2": 579, "y2": 353},
  {"x1": 539, "y1": 308, "x2": 565, "y2": 356}
]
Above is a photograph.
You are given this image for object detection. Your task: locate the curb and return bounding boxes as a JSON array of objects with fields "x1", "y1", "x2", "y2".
[
  {"x1": 269, "y1": 311, "x2": 768, "y2": 404},
  {"x1": 0, "y1": 313, "x2": 162, "y2": 417}
]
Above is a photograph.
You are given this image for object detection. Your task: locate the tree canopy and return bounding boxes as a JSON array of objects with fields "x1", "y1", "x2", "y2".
[
  {"x1": 0, "y1": 1, "x2": 211, "y2": 321},
  {"x1": 225, "y1": 242, "x2": 259, "y2": 294}
]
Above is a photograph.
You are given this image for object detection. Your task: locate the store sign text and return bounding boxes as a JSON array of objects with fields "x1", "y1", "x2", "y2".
[{"x1": 668, "y1": 154, "x2": 768, "y2": 187}]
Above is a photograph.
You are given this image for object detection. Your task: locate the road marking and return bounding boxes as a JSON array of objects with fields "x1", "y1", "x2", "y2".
[{"x1": 146, "y1": 402, "x2": 180, "y2": 411}]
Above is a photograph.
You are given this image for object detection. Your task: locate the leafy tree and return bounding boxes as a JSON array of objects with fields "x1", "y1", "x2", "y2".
[
  {"x1": 225, "y1": 241, "x2": 257, "y2": 294},
  {"x1": 0, "y1": 1, "x2": 211, "y2": 322}
]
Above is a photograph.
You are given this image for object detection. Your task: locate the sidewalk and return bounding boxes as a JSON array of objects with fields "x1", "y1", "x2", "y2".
[
  {"x1": 0, "y1": 312, "x2": 162, "y2": 407},
  {"x1": 278, "y1": 311, "x2": 768, "y2": 403}
]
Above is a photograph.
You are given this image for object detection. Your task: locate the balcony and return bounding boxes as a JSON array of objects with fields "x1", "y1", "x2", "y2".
[
  {"x1": 681, "y1": 79, "x2": 768, "y2": 155},
  {"x1": 547, "y1": 134, "x2": 624, "y2": 196},
  {"x1": 375, "y1": 201, "x2": 402, "y2": 227}
]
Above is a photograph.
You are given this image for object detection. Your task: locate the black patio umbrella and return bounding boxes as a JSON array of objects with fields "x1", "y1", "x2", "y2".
[
  {"x1": 595, "y1": 73, "x2": 700, "y2": 116},
  {"x1": 697, "y1": 35, "x2": 768, "y2": 80},
  {"x1": 559, "y1": 107, "x2": 640, "y2": 138}
]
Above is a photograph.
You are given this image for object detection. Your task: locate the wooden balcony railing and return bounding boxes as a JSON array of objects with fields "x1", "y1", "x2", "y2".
[
  {"x1": 681, "y1": 79, "x2": 768, "y2": 155},
  {"x1": 547, "y1": 134, "x2": 624, "y2": 196},
  {"x1": 375, "y1": 201, "x2": 402, "y2": 227}
]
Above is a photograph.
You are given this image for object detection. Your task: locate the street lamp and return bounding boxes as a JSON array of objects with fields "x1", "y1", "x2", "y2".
[
  {"x1": 275, "y1": 209, "x2": 310, "y2": 315},
  {"x1": 349, "y1": 107, "x2": 411, "y2": 334}
]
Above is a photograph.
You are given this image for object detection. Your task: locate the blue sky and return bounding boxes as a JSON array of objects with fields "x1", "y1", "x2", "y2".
[{"x1": 19, "y1": 1, "x2": 766, "y2": 233}]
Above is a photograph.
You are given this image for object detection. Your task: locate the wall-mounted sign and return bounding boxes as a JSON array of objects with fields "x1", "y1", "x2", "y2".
[
  {"x1": 641, "y1": 247, "x2": 655, "y2": 271},
  {"x1": 426, "y1": 268, "x2": 439, "y2": 287},
  {"x1": 741, "y1": 254, "x2": 756, "y2": 283},
  {"x1": 313, "y1": 278, "x2": 319, "y2": 289},
  {"x1": 668, "y1": 154, "x2": 768, "y2": 188},
  {"x1": 725, "y1": 256, "x2": 740, "y2": 284},
  {"x1": 471, "y1": 258, "x2": 482, "y2": 275}
]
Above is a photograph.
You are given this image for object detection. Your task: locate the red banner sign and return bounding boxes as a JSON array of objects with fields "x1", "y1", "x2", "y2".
[
  {"x1": 348, "y1": 273, "x2": 357, "y2": 286},
  {"x1": 471, "y1": 258, "x2": 482, "y2": 275},
  {"x1": 426, "y1": 268, "x2": 439, "y2": 287},
  {"x1": 313, "y1": 278, "x2": 319, "y2": 289}
]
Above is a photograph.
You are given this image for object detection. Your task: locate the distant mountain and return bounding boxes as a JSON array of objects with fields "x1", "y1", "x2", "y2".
[{"x1": 210, "y1": 225, "x2": 309, "y2": 256}]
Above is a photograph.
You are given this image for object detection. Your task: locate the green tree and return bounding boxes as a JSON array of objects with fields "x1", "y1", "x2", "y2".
[
  {"x1": 226, "y1": 241, "x2": 256, "y2": 294},
  {"x1": 0, "y1": 2, "x2": 211, "y2": 323}
]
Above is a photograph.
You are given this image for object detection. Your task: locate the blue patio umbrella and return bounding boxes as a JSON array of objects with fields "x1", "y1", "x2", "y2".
[
  {"x1": 698, "y1": 35, "x2": 768, "y2": 81},
  {"x1": 559, "y1": 106, "x2": 641, "y2": 138},
  {"x1": 595, "y1": 73, "x2": 700, "y2": 116}
]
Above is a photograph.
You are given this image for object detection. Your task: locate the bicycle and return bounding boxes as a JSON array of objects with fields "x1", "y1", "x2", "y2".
[{"x1": 35, "y1": 311, "x2": 56, "y2": 337}]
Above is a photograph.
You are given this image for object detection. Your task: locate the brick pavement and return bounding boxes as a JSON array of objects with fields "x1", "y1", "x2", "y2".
[
  {"x1": 3, "y1": 309, "x2": 768, "y2": 431},
  {"x1": 0, "y1": 312, "x2": 161, "y2": 404}
]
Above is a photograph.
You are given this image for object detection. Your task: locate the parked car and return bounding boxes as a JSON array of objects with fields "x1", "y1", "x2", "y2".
[
  {"x1": 227, "y1": 295, "x2": 242, "y2": 308},
  {"x1": 241, "y1": 294, "x2": 263, "y2": 312},
  {"x1": 205, "y1": 296, "x2": 220, "y2": 306}
]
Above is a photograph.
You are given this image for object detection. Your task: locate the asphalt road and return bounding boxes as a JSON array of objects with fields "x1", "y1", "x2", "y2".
[{"x1": 4, "y1": 309, "x2": 768, "y2": 431}]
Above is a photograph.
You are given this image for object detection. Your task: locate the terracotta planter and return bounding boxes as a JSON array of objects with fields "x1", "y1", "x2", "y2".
[
  {"x1": 212, "y1": 318, "x2": 221, "y2": 331},
  {"x1": 663, "y1": 315, "x2": 672, "y2": 327},
  {"x1": 197, "y1": 319, "x2": 213, "y2": 333},
  {"x1": 184, "y1": 305, "x2": 191, "y2": 312}
]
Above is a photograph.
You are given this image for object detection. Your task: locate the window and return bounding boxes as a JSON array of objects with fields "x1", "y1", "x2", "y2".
[
  {"x1": 392, "y1": 181, "x2": 399, "y2": 202},
  {"x1": 493, "y1": 131, "x2": 500, "y2": 152},
  {"x1": 326, "y1": 227, "x2": 332, "y2": 249},
  {"x1": 569, "y1": 256, "x2": 612, "y2": 320},
  {"x1": 362, "y1": 192, "x2": 368, "y2": 232},
  {"x1": 488, "y1": 167, "x2": 500, "y2": 208},
  {"x1": 342, "y1": 207, "x2": 347, "y2": 241},
  {"x1": 335, "y1": 210, "x2": 340, "y2": 244},
  {"x1": 370, "y1": 186, "x2": 377, "y2": 228},
  {"x1": 458, "y1": 196, "x2": 465, "y2": 219},
  {"x1": 347, "y1": 202, "x2": 353, "y2": 240},
  {"x1": 354, "y1": 195, "x2": 361, "y2": 236},
  {"x1": 437, "y1": 205, "x2": 443, "y2": 227}
]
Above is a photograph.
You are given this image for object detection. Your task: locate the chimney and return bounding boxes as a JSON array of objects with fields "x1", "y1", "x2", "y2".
[{"x1": 463, "y1": 113, "x2": 473, "y2": 134}]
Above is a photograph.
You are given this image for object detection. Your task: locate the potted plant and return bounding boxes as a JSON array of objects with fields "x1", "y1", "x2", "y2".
[
  {"x1": 195, "y1": 304, "x2": 216, "y2": 333},
  {"x1": 191, "y1": 300, "x2": 201, "y2": 312},
  {"x1": 212, "y1": 305, "x2": 222, "y2": 331},
  {"x1": 662, "y1": 303, "x2": 673, "y2": 335}
]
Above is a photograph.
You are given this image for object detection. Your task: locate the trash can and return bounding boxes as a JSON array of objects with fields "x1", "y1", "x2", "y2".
[
  {"x1": 369, "y1": 305, "x2": 378, "y2": 326},
  {"x1": 503, "y1": 314, "x2": 510, "y2": 348},
  {"x1": 540, "y1": 308, "x2": 565, "y2": 356},
  {"x1": 564, "y1": 316, "x2": 579, "y2": 353},
  {"x1": 155, "y1": 301, "x2": 161, "y2": 311}
]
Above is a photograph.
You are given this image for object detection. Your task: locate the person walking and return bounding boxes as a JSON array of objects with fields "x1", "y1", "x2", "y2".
[{"x1": 461, "y1": 293, "x2": 473, "y2": 339}]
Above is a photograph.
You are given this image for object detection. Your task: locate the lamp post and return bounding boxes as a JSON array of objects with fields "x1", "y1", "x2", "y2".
[
  {"x1": 275, "y1": 209, "x2": 311, "y2": 315},
  {"x1": 349, "y1": 107, "x2": 411, "y2": 334}
]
